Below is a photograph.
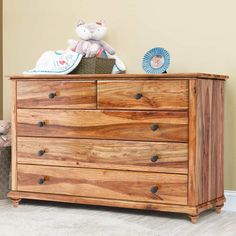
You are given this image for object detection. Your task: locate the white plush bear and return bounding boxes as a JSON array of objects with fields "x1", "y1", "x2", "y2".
[
  {"x1": 68, "y1": 20, "x2": 115, "y2": 58},
  {"x1": 68, "y1": 19, "x2": 126, "y2": 73}
]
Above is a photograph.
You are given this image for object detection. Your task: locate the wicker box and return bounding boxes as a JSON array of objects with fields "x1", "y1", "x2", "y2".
[
  {"x1": 0, "y1": 147, "x2": 11, "y2": 199},
  {"x1": 71, "y1": 57, "x2": 115, "y2": 74}
]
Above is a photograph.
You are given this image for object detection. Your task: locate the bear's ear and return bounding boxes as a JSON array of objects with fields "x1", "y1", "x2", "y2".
[
  {"x1": 77, "y1": 19, "x2": 85, "y2": 27},
  {"x1": 96, "y1": 20, "x2": 106, "y2": 26}
]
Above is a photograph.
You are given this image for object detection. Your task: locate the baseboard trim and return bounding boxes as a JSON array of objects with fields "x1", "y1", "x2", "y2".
[{"x1": 223, "y1": 190, "x2": 236, "y2": 212}]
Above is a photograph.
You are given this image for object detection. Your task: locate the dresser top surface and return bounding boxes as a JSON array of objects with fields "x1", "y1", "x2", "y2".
[{"x1": 8, "y1": 73, "x2": 228, "y2": 80}]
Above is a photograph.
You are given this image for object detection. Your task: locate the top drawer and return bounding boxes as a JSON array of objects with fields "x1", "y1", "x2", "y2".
[
  {"x1": 17, "y1": 81, "x2": 96, "y2": 109},
  {"x1": 98, "y1": 80, "x2": 189, "y2": 110}
]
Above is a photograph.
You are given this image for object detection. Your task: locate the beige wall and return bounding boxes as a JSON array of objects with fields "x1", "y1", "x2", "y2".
[
  {"x1": 0, "y1": 0, "x2": 2, "y2": 119},
  {"x1": 3, "y1": 0, "x2": 236, "y2": 189}
]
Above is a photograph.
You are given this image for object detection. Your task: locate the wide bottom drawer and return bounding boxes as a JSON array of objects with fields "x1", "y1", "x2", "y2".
[{"x1": 17, "y1": 165, "x2": 187, "y2": 205}]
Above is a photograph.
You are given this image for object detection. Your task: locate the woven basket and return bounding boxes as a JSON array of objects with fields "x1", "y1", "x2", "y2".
[
  {"x1": 0, "y1": 147, "x2": 11, "y2": 199},
  {"x1": 71, "y1": 57, "x2": 115, "y2": 74}
]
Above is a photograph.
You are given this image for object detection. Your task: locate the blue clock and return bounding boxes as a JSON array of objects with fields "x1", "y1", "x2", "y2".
[{"x1": 142, "y1": 47, "x2": 170, "y2": 74}]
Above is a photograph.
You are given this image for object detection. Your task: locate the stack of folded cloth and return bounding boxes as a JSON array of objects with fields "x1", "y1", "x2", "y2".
[{"x1": 0, "y1": 121, "x2": 11, "y2": 147}]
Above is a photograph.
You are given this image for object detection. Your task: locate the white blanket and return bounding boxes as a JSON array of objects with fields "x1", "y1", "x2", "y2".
[
  {"x1": 24, "y1": 49, "x2": 126, "y2": 74},
  {"x1": 24, "y1": 50, "x2": 83, "y2": 75}
]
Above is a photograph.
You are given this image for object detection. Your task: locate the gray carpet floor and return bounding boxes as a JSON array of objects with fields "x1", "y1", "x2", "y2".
[{"x1": 0, "y1": 199, "x2": 236, "y2": 236}]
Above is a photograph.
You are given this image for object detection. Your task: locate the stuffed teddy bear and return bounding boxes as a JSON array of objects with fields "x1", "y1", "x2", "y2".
[{"x1": 68, "y1": 20, "x2": 115, "y2": 58}]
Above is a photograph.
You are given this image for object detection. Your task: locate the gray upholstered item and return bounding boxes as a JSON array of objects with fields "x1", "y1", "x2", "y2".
[{"x1": 0, "y1": 147, "x2": 11, "y2": 199}]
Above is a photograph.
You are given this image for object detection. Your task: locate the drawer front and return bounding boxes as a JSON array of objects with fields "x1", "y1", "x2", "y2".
[
  {"x1": 17, "y1": 164, "x2": 187, "y2": 205},
  {"x1": 98, "y1": 80, "x2": 189, "y2": 110},
  {"x1": 17, "y1": 137, "x2": 188, "y2": 174},
  {"x1": 17, "y1": 81, "x2": 96, "y2": 109},
  {"x1": 17, "y1": 109, "x2": 188, "y2": 142}
]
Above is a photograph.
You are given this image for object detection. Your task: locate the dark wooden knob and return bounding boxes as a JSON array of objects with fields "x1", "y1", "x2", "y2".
[
  {"x1": 151, "y1": 123, "x2": 159, "y2": 131},
  {"x1": 150, "y1": 186, "x2": 158, "y2": 194},
  {"x1": 38, "y1": 178, "x2": 45, "y2": 185},
  {"x1": 38, "y1": 150, "x2": 45, "y2": 157},
  {"x1": 37, "y1": 121, "x2": 45, "y2": 127},
  {"x1": 134, "y1": 93, "x2": 143, "y2": 100},
  {"x1": 48, "y1": 92, "x2": 56, "y2": 99},
  {"x1": 150, "y1": 155, "x2": 158, "y2": 162}
]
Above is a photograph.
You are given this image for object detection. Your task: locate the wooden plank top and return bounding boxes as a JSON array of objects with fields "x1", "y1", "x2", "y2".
[{"x1": 8, "y1": 73, "x2": 229, "y2": 80}]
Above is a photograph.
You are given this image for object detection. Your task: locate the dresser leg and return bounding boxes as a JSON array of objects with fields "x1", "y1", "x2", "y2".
[
  {"x1": 215, "y1": 204, "x2": 224, "y2": 214},
  {"x1": 188, "y1": 214, "x2": 199, "y2": 224},
  {"x1": 11, "y1": 198, "x2": 21, "y2": 208}
]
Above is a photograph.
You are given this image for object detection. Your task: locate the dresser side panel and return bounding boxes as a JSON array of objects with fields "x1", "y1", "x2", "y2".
[
  {"x1": 188, "y1": 80, "x2": 197, "y2": 205},
  {"x1": 11, "y1": 80, "x2": 17, "y2": 190},
  {"x1": 212, "y1": 80, "x2": 224, "y2": 199},
  {"x1": 189, "y1": 79, "x2": 224, "y2": 206}
]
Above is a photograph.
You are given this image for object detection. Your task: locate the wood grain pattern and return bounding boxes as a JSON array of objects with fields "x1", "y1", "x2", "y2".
[
  {"x1": 11, "y1": 80, "x2": 17, "y2": 190},
  {"x1": 196, "y1": 196, "x2": 225, "y2": 215},
  {"x1": 17, "y1": 81, "x2": 96, "y2": 109},
  {"x1": 17, "y1": 109, "x2": 189, "y2": 142},
  {"x1": 215, "y1": 205, "x2": 223, "y2": 214},
  {"x1": 17, "y1": 137, "x2": 188, "y2": 174},
  {"x1": 7, "y1": 191, "x2": 225, "y2": 216},
  {"x1": 188, "y1": 215, "x2": 199, "y2": 224},
  {"x1": 9, "y1": 74, "x2": 227, "y2": 222},
  {"x1": 188, "y1": 80, "x2": 197, "y2": 205},
  {"x1": 8, "y1": 73, "x2": 229, "y2": 80},
  {"x1": 188, "y1": 79, "x2": 225, "y2": 206},
  {"x1": 98, "y1": 80, "x2": 188, "y2": 110},
  {"x1": 213, "y1": 81, "x2": 224, "y2": 199},
  {"x1": 11, "y1": 198, "x2": 21, "y2": 208},
  {"x1": 17, "y1": 164, "x2": 188, "y2": 205}
]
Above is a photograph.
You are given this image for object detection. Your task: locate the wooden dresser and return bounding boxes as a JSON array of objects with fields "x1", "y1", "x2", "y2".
[{"x1": 8, "y1": 73, "x2": 228, "y2": 223}]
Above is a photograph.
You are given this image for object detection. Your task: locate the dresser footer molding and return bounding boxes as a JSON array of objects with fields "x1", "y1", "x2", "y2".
[
  {"x1": 10, "y1": 197, "x2": 22, "y2": 208},
  {"x1": 7, "y1": 191, "x2": 225, "y2": 223},
  {"x1": 188, "y1": 214, "x2": 199, "y2": 224},
  {"x1": 215, "y1": 204, "x2": 224, "y2": 214}
]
